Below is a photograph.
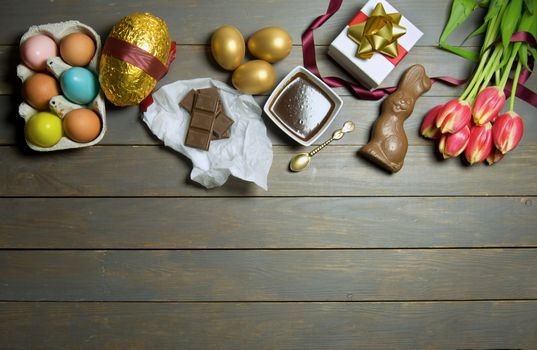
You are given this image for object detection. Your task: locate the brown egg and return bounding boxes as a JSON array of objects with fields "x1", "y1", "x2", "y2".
[
  {"x1": 60, "y1": 32, "x2": 96, "y2": 66},
  {"x1": 22, "y1": 73, "x2": 60, "y2": 110},
  {"x1": 63, "y1": 108, "x2": 101, "y2": 143}
]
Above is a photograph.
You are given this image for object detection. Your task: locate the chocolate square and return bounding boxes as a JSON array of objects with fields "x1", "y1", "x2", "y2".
[
  {"x1": 190, "y1": 109, "x2": 216, "y2": 131},
  {"x1": 197, "y1": 87, "x2": 220, "y2": 99},
  {"x1": 193, "y1": 93, "x2": 218, "y2": 113},
  {"x1": 185, "y1": 128, "x2": 211, "y2": 151}
]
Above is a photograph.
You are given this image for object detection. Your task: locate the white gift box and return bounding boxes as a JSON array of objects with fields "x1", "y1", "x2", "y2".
[{"x1": 328, "y1": 0, "x2": 423, "y2": 89}]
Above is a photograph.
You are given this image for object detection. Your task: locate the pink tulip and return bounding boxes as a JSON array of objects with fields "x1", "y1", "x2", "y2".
[
  {"x1": 486, "y1": 147, "x2": 504, "y2": 165},
  {"x1": 465, "y1": 123, "x2": 493, "y2": 164},
  {"x1": 492, "y1": 111, "x2": 524, "y2": 154},
  {"x1": 472, "y1": 86, "x2": 506, "y2": 125},
  {"x1": 420, "y1": 104, "x2": 443, "y2": 139},
  {"x1": 438, "y1": 125, "x2": 470, "y2": 159},
  {"x1": 435, "y1": 99, "x2": 472, "y2": 134}
]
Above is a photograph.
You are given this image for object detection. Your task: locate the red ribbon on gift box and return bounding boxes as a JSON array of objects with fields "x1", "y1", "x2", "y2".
[{"x1": 302, "y1": 0, "x2": 464, "y2": 99}]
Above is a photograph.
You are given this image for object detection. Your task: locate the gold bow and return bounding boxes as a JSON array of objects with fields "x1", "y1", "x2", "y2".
[{"x1": 347, "y1": 3, "x2": 406, "y2": 59}]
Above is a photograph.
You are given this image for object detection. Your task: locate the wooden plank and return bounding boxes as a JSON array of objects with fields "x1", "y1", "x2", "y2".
[
  {"x1": 1, "y1": 45, "x2": 480, "y2": 96},
  {"x1": 3, "y1": 94, "x2": 537, "y2": 147},
  {"x1": 1, "y1": 197, "x2": 535, "y2": 249},
  {"x1": 1, "y1": 145, "x2": 536, "y2": 197},
  {"x1": 1, "y1": 301, "x2": 536, "y2": 349},
  {"x1": 0, "y1": 0, "x2": 485, "y2": 46},
  {"x1": 1, "y1": 249, "x2": 537, "y2": 301}
]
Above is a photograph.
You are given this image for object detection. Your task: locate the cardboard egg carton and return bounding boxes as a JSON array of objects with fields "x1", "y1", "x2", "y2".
[{"x1": 17, "y1": 20, "x2": 106, "y2": 152}]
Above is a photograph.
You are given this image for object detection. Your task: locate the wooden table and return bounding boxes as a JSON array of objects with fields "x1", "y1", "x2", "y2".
[{"x1": 1, "y1": 1, "x2": 536, "y2": 348}]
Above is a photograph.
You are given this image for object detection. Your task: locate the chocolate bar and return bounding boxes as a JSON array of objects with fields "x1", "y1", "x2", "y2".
[
  {"x1": 180, "y1": 88, "x2": 234, "y2": 150},
  {"x1": 184, "y1": 91, "x2": 218, "y2": 150}
]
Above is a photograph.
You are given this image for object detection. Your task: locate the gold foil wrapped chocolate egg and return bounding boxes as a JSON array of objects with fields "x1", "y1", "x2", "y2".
[
  {"x1": 211, "y1": 25, "x2": 245, "y2": 71},
  {"x1": 247, "y1": 26, "x2": 292, "y2": 63},
  {"x1": 232, "y1": 60, "x2": 276, "y2": 95},
  {"x1": 99, "y1": 13, "x2": 171, "y2": 106}
]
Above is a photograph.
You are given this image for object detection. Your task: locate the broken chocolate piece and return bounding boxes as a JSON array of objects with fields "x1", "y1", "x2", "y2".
[
  {"x1": 179, "y1": 90, "x2": 196, "y2": 112},
  {"x1": 213, "y1": 111, "x2": 234, "y2": 139}
]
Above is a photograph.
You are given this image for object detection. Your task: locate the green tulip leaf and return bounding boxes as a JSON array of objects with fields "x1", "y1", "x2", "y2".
[
  {"x1": 440, "y1": 0, "x2": 480, "y2": 44},
  {"x1": 462, "y1": 19, "x2": 489, "y2": 44},
  {"x1": 501, "y1": 0, "x2": 523, "y2": 49},
  {"x1": 439, "y1": 42, "x2": 479, "y2": 60},
  {"x1": 523, "y1": 0, "x2": 534, "y2": 15},
  {"x1": 518, "y1": 45, "x2": 529, "y2": 70}
]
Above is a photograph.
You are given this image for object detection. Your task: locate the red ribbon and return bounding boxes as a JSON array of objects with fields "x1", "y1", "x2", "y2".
[
  {"x1": 503, "y1": 32, "x2": 537, "y2": 108},
  {"x1": 139, "y1": 41, "x2": 177, "y2": 112},
  {"x1": 302, "y1": 0, "x2": 536, "y2": 107},
  {"x1": 103, "y1": 37, "x2": 175, "y2": 81}
]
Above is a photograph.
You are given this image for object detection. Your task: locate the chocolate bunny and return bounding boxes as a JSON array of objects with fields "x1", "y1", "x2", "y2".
[{"x1": 360, "y1": 64, "x2": 431, "y2": 173}]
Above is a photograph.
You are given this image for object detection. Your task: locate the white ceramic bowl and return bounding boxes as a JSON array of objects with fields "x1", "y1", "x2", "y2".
[{"x1": 263, "y1": 66, "x2": 343, "y2": 146}]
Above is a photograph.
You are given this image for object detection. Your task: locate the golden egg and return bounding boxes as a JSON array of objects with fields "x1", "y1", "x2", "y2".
[
  {"x1": 232, "y1": 60, "x2": 276, "y2": 95},
  {"x1": 211, "y1": 25, "x2": 245, "y2": 71},
  {"x1": 99, "y1": 13, "x2": 171, "y2": 106},
  {"x1": 247, "y1": 26, "x2": 292, "y2": 63}
]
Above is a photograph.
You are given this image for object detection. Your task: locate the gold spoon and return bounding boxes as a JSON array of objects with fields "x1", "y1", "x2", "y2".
[{"x1": 289, "y1": 121, "x2": 355, "y2": 172}]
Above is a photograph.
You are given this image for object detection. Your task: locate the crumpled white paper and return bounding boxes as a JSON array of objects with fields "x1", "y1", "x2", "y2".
[{"x1": 142, "y1": 78, "x2": 273, "y2": 190}]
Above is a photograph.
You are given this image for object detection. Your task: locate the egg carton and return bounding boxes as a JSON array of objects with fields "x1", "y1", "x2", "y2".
[{"x1": 17, "y1": 20, "x2": 106, "y2": 152}]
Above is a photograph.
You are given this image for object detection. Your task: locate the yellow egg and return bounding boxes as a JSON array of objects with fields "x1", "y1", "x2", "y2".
[
  {"x1": 25, "y1": 111, "x2": 63, "y2": 148},
  {"x1": 232, "y1": 60, "x2": 276, "y2": 95},
  {"x1": 211, "y1": 25, "x2": 245, "y2": 71},
  {"x1": 247, "y1": 26, "x2": 292, "y2": 63}
]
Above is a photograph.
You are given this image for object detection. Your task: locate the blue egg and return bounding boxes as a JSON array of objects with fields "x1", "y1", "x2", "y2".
[{"x1": 60, "y1": 67, "x2": 99, "y2": 105}]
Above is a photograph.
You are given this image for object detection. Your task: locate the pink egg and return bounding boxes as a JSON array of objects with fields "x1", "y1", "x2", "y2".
[{"x1": 20, "y1": 34, "x2": 58, "y2": 71}]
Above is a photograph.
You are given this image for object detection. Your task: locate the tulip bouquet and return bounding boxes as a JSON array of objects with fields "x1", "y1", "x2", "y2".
[{"x1": 420, "y1": 0, "x2": 536, "y2": 165}]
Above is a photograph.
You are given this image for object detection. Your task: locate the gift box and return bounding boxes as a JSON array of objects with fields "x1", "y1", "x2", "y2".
[{"x1": 328, "y1": 0, "x2": 423, "y2": 89}]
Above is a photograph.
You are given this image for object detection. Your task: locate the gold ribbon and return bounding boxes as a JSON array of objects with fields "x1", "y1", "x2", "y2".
[{"x1": 347, "y1": 3, "x2": 406, "y2": 59}]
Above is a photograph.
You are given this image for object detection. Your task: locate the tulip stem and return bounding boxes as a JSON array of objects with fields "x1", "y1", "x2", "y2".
[
  {"x1": 495, "y1": 69, "x2": 501, "y2": 86},
  {"x1": 478, "y1": 46, "x2": 502, "y2": 93},
  {"x1": 509, "y1": 61, "x2": 522, "y2": 111},
  {"x1": 499, "y1": 42, "x2": 522, "y2": 89},
  {"x1": 460, "y1": 48, "x2": 492, "y2": 101},
  {"x1": 464, "y1": 45, "x2": 501, "y2": 102}
]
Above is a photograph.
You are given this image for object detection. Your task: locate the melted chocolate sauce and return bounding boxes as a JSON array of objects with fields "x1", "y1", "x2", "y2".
[{"x1": 269, "y1": 72, "x2": 335, "y2": 141}]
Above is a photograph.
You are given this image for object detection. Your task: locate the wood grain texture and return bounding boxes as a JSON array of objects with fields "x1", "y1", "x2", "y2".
[
  {"x1": 1, "y1": 197, "x2": 535, "y2": 249},
  {"x1": 1, "y1": 301, "x2": 536, "y2": 350},
  {"x1": 2, "y1": 249, "x2": 537, "y2": 301},
  {"x1": 2, "y1": 0, "x2": 537, "y2": 347},
  {"x1": 1, "y1": 145, "x2": 536, "y2": 197},
  {"x1": 0, "y1": 0, "x2": 484, "y2": 46}
]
